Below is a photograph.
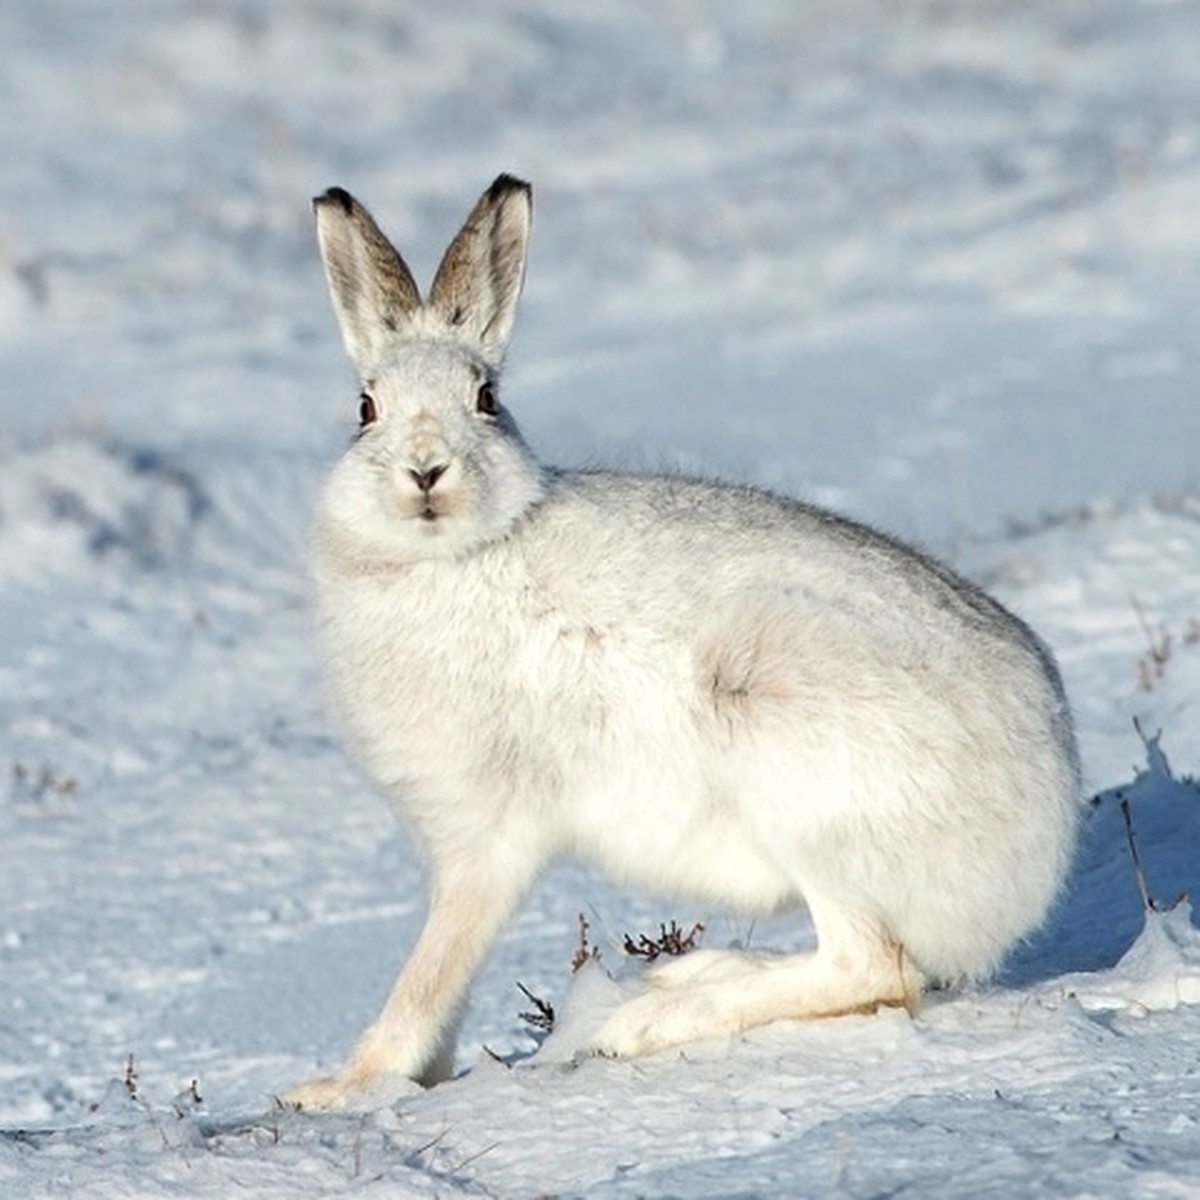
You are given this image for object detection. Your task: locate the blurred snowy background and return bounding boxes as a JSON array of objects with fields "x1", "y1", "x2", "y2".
[{"x1": 2, "y1": 2, "x2": 1199, "y2": 1195}]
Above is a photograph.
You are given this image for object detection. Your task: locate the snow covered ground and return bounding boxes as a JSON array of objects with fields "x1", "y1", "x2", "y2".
[{"x1": 2, "y1": 1, "x2": 1200, "y2": 1195}]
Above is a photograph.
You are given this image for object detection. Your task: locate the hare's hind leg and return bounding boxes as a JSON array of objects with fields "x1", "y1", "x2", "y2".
[
  {"x1": 590, "y1": 895, "x2": 921, "y2": 1060},
  {"x1": 642, "y1": 947, "x2": 775, "y2": 989}
]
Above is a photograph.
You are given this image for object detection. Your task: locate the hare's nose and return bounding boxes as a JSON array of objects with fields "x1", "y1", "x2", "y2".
[{"x1": 408, "y1": 463, "x2": 448, "y2": 494}]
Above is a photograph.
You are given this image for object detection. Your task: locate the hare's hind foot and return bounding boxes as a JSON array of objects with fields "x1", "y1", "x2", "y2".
[
  {"x1": 591, "y1": 912, "x2": 922, "y2": 1060},
  {"x1": 590, "y1": 953, "x2": 919, "y2": 1060}
]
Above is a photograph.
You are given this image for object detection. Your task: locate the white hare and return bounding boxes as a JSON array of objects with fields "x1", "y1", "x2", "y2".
[{"x1": 285, "y1": 175, "x2": 1081, "y2": 1110}]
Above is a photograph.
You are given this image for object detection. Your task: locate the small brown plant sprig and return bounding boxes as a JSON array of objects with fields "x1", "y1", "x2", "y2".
[
  {"x1": 11, "y1": 762, "x2": 79, "y2": 804},
  {"x1": 1118, "y1": 796, "x2": 1190, "y2": 914},
  {"x1": 172, "y1": 1078, "x2": 203, "y2": 1118},
  {"x1": 571, "y1": 912, "x2": 600, "y2": 973},
  {"x1": 516, "y1": 913, "x2": 604, "y2": 1037},
  {"x1": 516, "y1": 982, "x2": 555, "y2": 1033},
  {"x1": 1132, "y1": 596, "x2": 1200, "y2": 692},
  {"x1": 622, "y1": 920, "x2": 705, "y2": 962},
  {"x1": 1114, "y1": 719, "x2": 1190, "y2": 914}
]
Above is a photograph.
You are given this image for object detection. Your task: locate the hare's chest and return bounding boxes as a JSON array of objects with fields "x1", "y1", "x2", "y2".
[
  {"x1": 314, "y1": 568, "x2": 601, "y2": 796},
  {"x1": 317, "y1": 580, "x2": 475, "y2": 759}
]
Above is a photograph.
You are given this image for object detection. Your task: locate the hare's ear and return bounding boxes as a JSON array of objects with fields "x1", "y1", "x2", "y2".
[
  {"x1": 313, "y1": 187, "x2": 422, "y2": 375},
  {"x1": 428, "y1": 174, "x2": 532, "y2": 362}
]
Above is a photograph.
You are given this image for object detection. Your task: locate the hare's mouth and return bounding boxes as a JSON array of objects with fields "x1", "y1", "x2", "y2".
[
  {"x1": 399, "y1": 485, "x2": 457, "y2": 525},
  {"x1": 413, "y1": 495, "x2": 451, "y2": 523},
  {"x1": 396, "y1": 491, "x2": 443, "y2": 523}
]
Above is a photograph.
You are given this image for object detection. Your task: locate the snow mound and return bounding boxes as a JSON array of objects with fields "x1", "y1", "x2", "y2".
[
  {"x1": 0, "y1": 437, "x2": 207, "y2": 582},
  {"x1": 1035, "y1": 732, "x2": 1200, "y2": 1012},
  {"x1": 1060, "y1": 902, "x2": 1200, "y2": 1013},
  {"x1": 0, "y1": 434, "x2": 313, "y2": 595},
  {"x1": 1007, "y1": 726, "x2": 1200, "y2": 986}
]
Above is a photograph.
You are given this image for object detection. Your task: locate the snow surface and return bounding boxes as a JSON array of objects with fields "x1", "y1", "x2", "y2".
[{"x1": 2, "y1": 1, "x2": 1200, "y2": 1195}]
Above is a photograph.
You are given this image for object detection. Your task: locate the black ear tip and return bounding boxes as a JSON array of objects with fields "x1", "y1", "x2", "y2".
[
  {"x1": 490, "y1": 173, "x2": 532, "y2": 202},
  {"x1": 314, "y1": 186, "x2": 356, "y2": 214}
]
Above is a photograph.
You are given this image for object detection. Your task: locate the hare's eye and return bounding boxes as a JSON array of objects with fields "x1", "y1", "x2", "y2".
[
  {"x1": 476, "y1": 382, "x2": 499, "y2": 417},
  {"x1": 358, "y1": 393, "x2": 379, "y2": 427}
]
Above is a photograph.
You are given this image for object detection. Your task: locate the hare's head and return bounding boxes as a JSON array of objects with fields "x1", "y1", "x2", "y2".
[{"x1": 313, "y1": 176, "x2": 544, "y2": 565}]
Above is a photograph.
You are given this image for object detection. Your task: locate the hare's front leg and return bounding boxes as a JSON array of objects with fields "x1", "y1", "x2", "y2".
[{"x1": 285, "y1": 847, "x2": 531, "y2": 1110}]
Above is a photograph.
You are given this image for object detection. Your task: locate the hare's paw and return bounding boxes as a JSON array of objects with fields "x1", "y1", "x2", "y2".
[
  {"x1": 282, "y1": 1068, "x2": 420, "y2": 1112},
  {"x1": 281, "y1": 1072, "x2": 359, "y2": 1112}
]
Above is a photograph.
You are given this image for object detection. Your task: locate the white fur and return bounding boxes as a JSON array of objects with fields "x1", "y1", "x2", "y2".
[{"x1": 284, "y1": 177, "x2": 1081, "y2": 1110}]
